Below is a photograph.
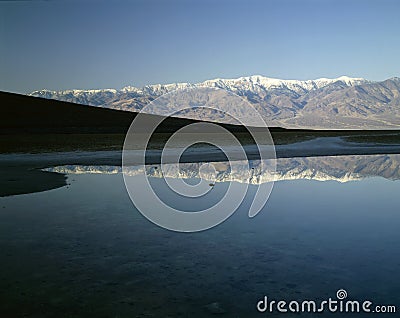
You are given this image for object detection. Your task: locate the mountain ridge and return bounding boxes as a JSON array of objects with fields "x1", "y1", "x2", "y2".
[
  {"x1": 29, "y1": 75, "x2": 400, "y2": 129},
  {"x1": 30, "y1": 75, "x2": 369, "y2": 97}
]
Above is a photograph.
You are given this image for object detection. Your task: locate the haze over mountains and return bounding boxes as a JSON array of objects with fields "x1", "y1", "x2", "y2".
[{"x1": 30, "y1": 75, "x2": 400, "y2": 129}]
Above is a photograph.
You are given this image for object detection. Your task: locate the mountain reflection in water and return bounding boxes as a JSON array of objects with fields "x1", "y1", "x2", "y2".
[{"x1": 44, "y1": 154, "x2": 400, "y2": 183}]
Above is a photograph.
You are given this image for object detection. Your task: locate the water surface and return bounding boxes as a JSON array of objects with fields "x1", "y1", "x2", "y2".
[{"x1": 0, "y1": 155, "x2": 399, "y2": 317}]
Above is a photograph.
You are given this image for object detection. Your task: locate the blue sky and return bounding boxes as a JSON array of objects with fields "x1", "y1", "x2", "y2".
[{"x1": 1, "y1": 0, "x2": 399, "y2": 93}]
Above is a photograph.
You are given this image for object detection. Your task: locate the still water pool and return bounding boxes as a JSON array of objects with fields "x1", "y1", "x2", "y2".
[{"x1": 0, "y1": 155, "x2": 399, "y2": 317}]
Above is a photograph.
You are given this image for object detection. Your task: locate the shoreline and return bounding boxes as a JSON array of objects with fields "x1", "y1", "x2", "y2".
[{"x1": 2, "y1": 136, "x2": 400, "y2": 197}]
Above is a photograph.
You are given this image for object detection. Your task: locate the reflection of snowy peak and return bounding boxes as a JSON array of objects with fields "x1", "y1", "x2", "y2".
[
  {"x1": 30, "y1": 75, "x2": 400, "y2": 129},
  {"x1": 44, "y1": 154, "x2": 400, "y2": 184}
]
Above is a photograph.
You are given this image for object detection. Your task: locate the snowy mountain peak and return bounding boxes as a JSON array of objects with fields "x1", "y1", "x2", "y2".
[
  {"x1": 30, "y1": 75, "x2": 369, "y2": 98},
  {"x1": 196, "y1": 75, "x2": 370, "y2": 95}
]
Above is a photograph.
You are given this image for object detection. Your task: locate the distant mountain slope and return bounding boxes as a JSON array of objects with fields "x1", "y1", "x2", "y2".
[
  {"x1": 0, "y1": 91, "x2": 298, "y2": 135},
  {"x1": 29, "y1": 75, "x2": 400, "y2": 129},
  {"x1": 0, "y1": 91, "x2": 215, "y2": 134}
]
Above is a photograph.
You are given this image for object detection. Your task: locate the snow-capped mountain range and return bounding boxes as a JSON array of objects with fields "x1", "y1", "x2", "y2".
[{"x1": 30, "y1": 75, "x2": 400, "y2": 129}]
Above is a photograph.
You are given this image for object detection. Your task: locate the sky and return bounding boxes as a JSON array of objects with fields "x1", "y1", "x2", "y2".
[{"x1": 1, "y1": 0, "x2": 400, "y2": 93}]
